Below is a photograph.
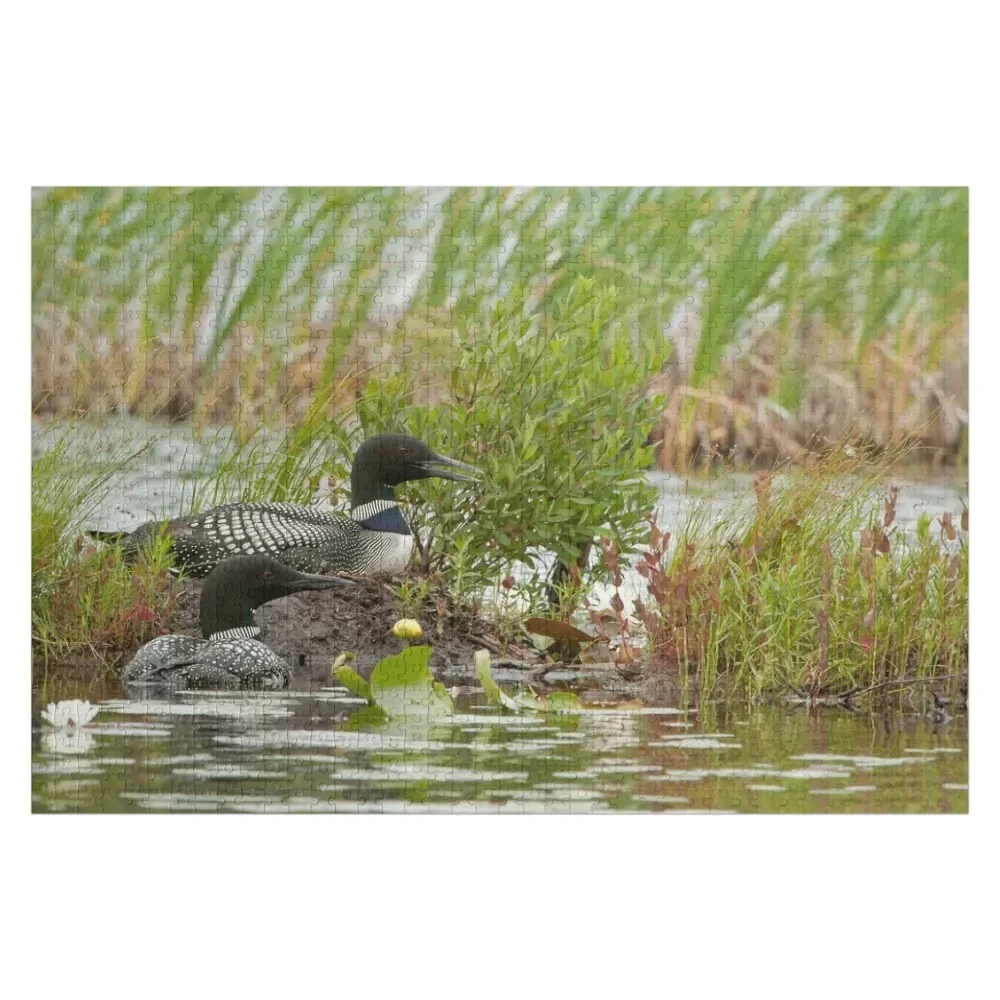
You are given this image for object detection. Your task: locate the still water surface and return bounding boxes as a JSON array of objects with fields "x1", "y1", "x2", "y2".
[{"x1": 32, "y1": 688, "x2": 967, "y2": 814}]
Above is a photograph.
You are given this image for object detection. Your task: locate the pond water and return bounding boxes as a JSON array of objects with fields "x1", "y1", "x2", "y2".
[
  {"x1": 31, "y1": 417, "x2": 969, "y2": 814},
  {"x1": 32, "y1": 687, "x2": 967, "y2": 814}
]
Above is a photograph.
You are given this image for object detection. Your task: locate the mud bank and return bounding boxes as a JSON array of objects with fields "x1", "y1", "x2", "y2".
[
  {"x1": 32, "y1": 572, "x2": 964, "y2": 708},
  {"x1": 160, "y1": 575, "x2": 646, "y2": 697},
  {"x1": 165, "y1": 575, "x2": 482, "y2": 685}
]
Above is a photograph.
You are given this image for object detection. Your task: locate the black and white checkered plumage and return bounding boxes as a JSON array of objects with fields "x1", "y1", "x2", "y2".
[
  {"x1": 91, "y1": 435, "x2": 479, "y2": 578},
  {"x1": 122, "y1": 555, "x2": 353, "y2": 690},
  {"x1": 109, "y1": 500, "x2": 416, "y2": 577},
  {"x1": 122, "y1": 629, "x2": 291, "y2": 690}
]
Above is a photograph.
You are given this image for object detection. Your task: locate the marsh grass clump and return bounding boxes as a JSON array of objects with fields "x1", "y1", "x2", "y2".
[
  {"x1": 184, "y1": 383, "x2": 356, "y2": 511},
  {"x1": 630, "y1": 451, "x2": 968, "y2": 700},
  {"x1": 32, "y1": 440, "x2": 178, "y2": 679}
]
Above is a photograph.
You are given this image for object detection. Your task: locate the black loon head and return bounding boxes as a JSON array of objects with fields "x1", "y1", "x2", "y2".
[
  {"x1": 199, "y1": 554, "x2": 353, "y2": 638},
  {"x1": 350, "y1": 434, "x2": 480, "y2": 507}
]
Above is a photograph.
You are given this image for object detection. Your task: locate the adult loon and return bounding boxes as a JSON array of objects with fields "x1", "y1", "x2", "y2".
[
  {"x1": 90, "y1": 434, "x2": 479, "y2": 577},
  {"x1": 123, "y1": 554, "x2": 353, "y2": 689}
]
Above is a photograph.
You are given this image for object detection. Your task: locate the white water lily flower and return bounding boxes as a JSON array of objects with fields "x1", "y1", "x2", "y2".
[
  {"x1": 41, "y1": 700, "x2": 100, "y2": 729},
  {"x1": 43, "y1": 728, "x2": 96, "y2": 755}
]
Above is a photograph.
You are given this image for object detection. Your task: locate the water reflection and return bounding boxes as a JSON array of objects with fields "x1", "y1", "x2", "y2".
[{"x1": 32, "y1": 688, "x2": 968, "y2": 814}]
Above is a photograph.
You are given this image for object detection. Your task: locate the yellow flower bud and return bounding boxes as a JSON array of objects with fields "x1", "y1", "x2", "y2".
[{"x1": 392, "y1": 618, "x2": 423, "y2": 640}]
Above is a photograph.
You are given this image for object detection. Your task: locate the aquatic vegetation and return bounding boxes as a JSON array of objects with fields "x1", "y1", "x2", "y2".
[
  {"x1": 475, "y1": 649, "x2": 521, "y2": 711},
  {"x1": 330, "y1": 652, "x2": 372, "y2": 702},
  {"x1": 32, "y1": 438, "x2": 178, "y2": 679},
  {"x1": 333, "y1": 645, "x2": 453, "y2": 719},
  {"x1": 40, "y1": 699, "x2": 99, "y2": 728},
  {"x1": 369, "y1": 646, "x2": 454, "y2": 718},
  {"x1": 475, "y1": 650, "x2": 581, "y2": 713},
  {"x1": 33, "y1": 188, "x2": 967, "y2": 467},
  {"x1": 621, "y1": 454, "x2": 968, "y2": 700},
  {"x1": 331, "y1": 643, "x2": 581, "y2": 720}
]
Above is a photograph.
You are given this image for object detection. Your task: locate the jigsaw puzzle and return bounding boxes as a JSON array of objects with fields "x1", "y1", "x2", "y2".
[{"x1": 30, "y1": 187, "x2": 969, "y2": 813}]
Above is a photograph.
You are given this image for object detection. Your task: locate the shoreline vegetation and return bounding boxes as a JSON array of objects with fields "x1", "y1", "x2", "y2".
[
  {"x1": 31, "y1": 187, "x2": 968, "y2": 705},
  {"x1": 32, "y1": 432, "x2": 968, "y2": 707}
]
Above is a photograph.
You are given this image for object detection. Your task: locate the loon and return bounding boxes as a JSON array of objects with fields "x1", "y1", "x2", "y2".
[
  {"x1": 123, "y1": 554, "x2": 353, "y2": 689},
  {"x1": 90, "y1": 434, "x2": 479, "y2": 577}
]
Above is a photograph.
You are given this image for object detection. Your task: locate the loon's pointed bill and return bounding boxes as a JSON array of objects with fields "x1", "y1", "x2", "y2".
[{"x1": 417, "y1": 452, "x2": 481, "y2": 483}]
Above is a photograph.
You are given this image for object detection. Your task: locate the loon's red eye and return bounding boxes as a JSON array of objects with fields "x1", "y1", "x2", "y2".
[
  {"x1": 399, "y1": 446, "x2": 411, "y2": 456},
  {"x1": 262, "y1": 571, "x2": 274, "y2": 581}
]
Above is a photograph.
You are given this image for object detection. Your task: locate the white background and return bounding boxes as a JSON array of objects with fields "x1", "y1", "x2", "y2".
[{"x1": 2, "y1": 2, "x2": 994, "y2": 997}]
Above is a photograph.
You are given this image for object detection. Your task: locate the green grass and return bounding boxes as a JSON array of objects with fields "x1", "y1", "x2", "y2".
[
  {"x1": 185, "y1": 381, "x2": 356, "y2": 509},
  {"x1": 32, "y1": 187, "x2": 968, "y2": 455},
  {"x1": 626, "y1": 448, "x2": 968, "y2": 700},
  {"x1": 32, "y1": 437, "x2": 178, "y2": 679}
]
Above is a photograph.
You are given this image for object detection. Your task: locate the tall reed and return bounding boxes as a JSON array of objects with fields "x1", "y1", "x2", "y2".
[{"x1": 32, "y1": 187, "x2": 968, "y2": 464}]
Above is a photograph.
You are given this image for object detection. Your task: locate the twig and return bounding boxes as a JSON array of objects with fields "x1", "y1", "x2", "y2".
[
  {"x1": 471, "y1": 633, "x2": 506, "y2": 655},
  {"x1": 851, "y1": 673, "x2": 965, "y2": 698}
]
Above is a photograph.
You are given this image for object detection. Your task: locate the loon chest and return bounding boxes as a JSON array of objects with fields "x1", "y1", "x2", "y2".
[{"x1": 352, "y1": 502, "x2": 414, "y2": 575}]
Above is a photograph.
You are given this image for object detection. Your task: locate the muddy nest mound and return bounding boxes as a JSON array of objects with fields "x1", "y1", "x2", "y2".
[{"x1": 169, "y1": 574, "x2": 529, "y2": 688}]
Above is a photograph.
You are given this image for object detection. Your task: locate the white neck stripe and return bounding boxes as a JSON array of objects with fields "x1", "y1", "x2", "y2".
[
  {"x1": 351, "y1": 500, "x2": 400, "y2": 521},
  {"x1": 210, "y1": 625, "x2": 262, "y2": 641}
]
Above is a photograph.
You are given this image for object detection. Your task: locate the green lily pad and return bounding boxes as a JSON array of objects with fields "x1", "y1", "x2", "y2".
[
  {"x1": 474, "y1": 649, "x2": 582, "y2": 713},
  {"x1": 332, "y1": 664, "x2": 374, "y2": 704},
  {"x1": 512, "y1": 689, "x2": 545, "y2": 711},
  {"x1": 474, "y1": 650, "x2": 521, "y2": 711},
  {"x1": 370, "y1": 645, "x2": 454, "y2": 718}
]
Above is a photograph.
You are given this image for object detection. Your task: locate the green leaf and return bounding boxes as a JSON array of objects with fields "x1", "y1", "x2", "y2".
[
  {"x1": 474, "y1": 650, "x2": 584, "y2": 714},
  {"x1": 512, "y1": 689, "x2": 545, "y2": 712},
  {"x1": 370, "y1": 645, "x2": 454, "y2": 718},
  {"x1": 332, "y1": 663, "x2": 373, "y2": 704},
  {"x1": 474, "y1": 649, "x2": 520, "y2": 711}
]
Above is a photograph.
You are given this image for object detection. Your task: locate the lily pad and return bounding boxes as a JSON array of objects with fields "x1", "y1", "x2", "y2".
[
  {"x1": 332, "y1": 663, "x2": 373, "y2": 704},
  {"x1": 370, "y1": 645, "x2": 454, "y2": 718},
  {"x1": 475, "y1": 650, "x2": 521, "y2": 711},
  {"x1": 474, "y1": 649, "x2": 583, "y2": 714}
]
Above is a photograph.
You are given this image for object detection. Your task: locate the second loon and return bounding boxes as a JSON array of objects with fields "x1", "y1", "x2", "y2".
[
  {"x1": 91, "y1": 434, "x2": 480, "y2": 577},
  {"x1": 123, "y1": 554, "x2": 353, "y2": 689}
]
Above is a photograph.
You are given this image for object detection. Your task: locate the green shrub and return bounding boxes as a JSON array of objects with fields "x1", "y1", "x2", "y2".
[{"x1": 357, "y1": 278, "x2": 667, "y2": 606}]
